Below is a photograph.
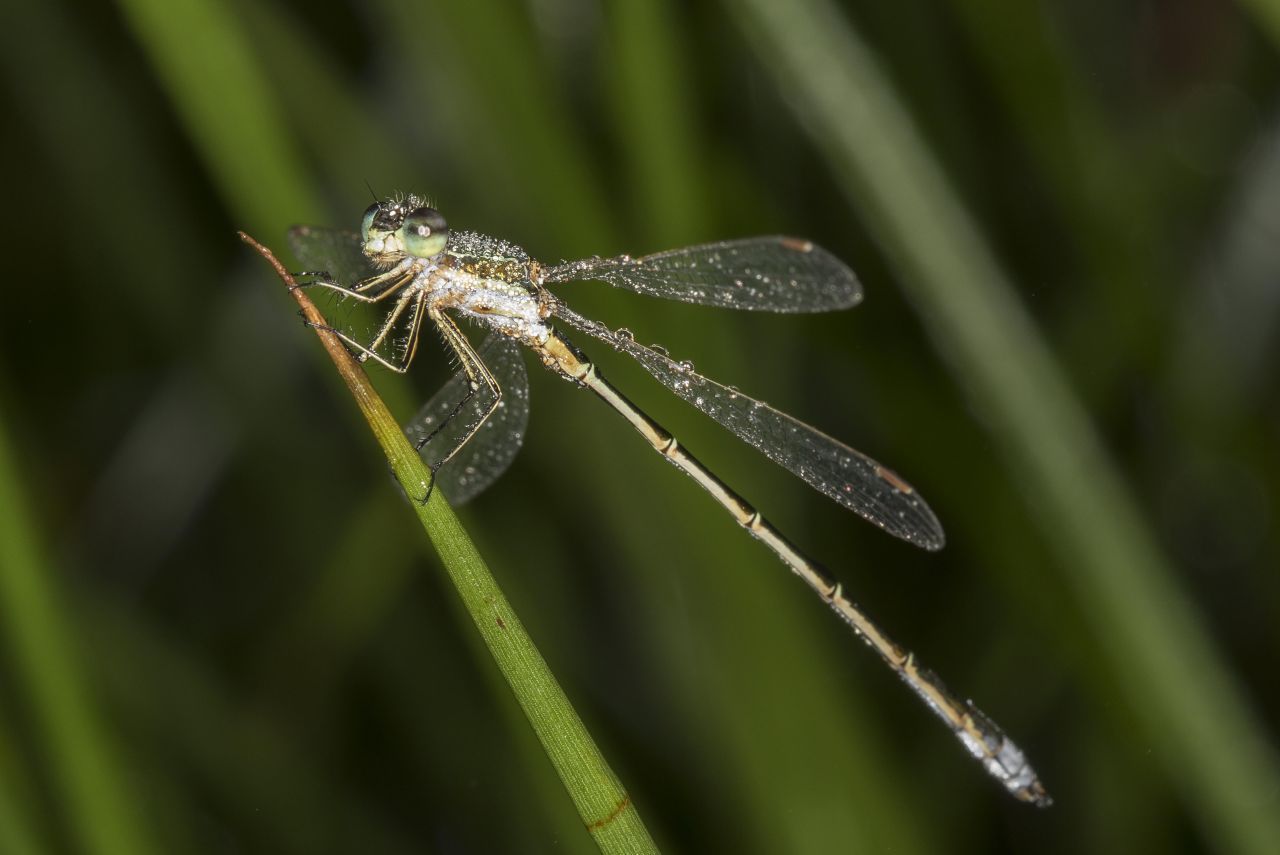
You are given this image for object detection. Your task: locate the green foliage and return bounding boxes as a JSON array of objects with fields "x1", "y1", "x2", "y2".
[{"x1": 1, "y1": 0, "x2": 1278, "y2": 852}]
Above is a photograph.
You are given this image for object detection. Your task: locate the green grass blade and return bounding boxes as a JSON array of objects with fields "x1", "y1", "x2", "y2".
[
  {"x1": 0, "y1": 701, "x2": 51, "y2": 855},
  {"x1": 602, "y1": 0, "x2": 708, "y2": 244},
  {"x1": 85, "y1": 592, "x2": 421, "y2": 855},
  {"x1": 241, "y1": 233, "x2": 660, "y2": 854},
  {"x1": 1237, "y1": 0, "x2": 1280, "y2": 48},
  {"x1": 232, "y1": 0, "x2": 421, "y2": 204},
  {"x1": 374, "y1": 0, "x2": 617, "y2": 252},
  {"x1": 727, "y1": 1, "x2": 1280, "y2": 851},
  {"x1": 114, "y1": 0, "x2": 322, "y2": 232},
  {"x1": 0, "y1": 404, "x2": 160, "y2": 855}
]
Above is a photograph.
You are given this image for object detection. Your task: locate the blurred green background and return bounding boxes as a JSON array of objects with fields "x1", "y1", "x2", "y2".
[{"x1": 2, "y1": 0, "x2": 1279, "y2": 852}]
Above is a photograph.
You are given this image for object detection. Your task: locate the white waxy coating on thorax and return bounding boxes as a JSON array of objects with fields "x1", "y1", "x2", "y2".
[{"x1": 412, "y1": 258, "x2": 550, "y2": 345}]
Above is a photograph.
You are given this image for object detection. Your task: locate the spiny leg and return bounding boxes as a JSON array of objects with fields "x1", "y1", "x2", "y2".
[
  {"x1": 426, "y1": 309, "x2": 502, "y2": 466},
  {"x1": 364, "y1": 288, "x2": 421, "y2": 357},
  {"x1": 414, "y1": 383, "x2": 476, "y2": 454},
  {"x1": 303, "y1": 288, "x2": 428, "y2": 374},
  {"x1": 398, "y1": 291, "x2": 429, "y2": 370},
  {"x1": 296, "y1": 263, "x2": 415, "y2": 303},
  {"x1": 413, "y1": 309, "x2": 503, "y2": 504}
]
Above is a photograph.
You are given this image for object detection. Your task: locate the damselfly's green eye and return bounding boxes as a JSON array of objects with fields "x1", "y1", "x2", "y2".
[
  {"x1": 359, "y1": 202, "x2": 380, "y2": 242},
  {"x1": 400, "y1": 207, "x2": 449, "y2": 258}
]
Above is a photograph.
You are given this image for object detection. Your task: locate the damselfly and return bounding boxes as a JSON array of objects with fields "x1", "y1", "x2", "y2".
[{"x1": 289, "y1": 195, "x2": 1050, "y2": 806}]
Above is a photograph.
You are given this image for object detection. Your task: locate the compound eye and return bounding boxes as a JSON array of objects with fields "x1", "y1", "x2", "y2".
[
  {"x1": 360, "y1": 202, "x2": 380, "y2": 241},
  {"x1": 399, "y1": 206, "x2": 449, "y2": 257}
]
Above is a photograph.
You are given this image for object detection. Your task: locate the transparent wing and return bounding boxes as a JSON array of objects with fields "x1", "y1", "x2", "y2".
[
  {"x1": 552, "y1": 303, "x2": 944, "y2": 549},
  {"x1": 287, "y1": 225, "x2": 424, "y2": 369},
  {"x1": 405, "y1": 333, "x2": 529, "y2": 505},
  {"x1": 543, "y1": 236, "x2": 862, "y2": 313},
  {"x1": 287, "y1": 225, "x2": 372, "y2": 285}
]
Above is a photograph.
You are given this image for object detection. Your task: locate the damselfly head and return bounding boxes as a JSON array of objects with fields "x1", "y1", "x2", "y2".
[{"x1": 359, "y1": 194, "x2": 449, "y2": 267}]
